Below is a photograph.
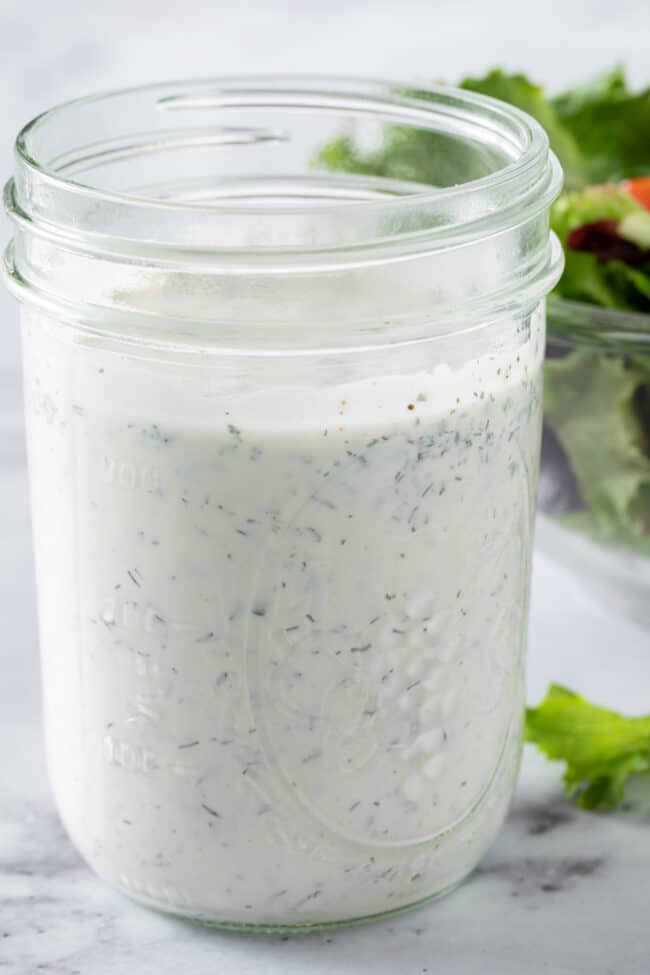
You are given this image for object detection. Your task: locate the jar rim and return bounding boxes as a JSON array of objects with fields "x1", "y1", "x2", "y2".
[{"x1": 6, "y1": 75, "x2": 562, "y2": 265}]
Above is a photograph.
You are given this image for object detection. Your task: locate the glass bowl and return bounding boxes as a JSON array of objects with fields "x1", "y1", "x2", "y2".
[{"x1": 538, "y1": 297, "x2": 650, "y2": 626}]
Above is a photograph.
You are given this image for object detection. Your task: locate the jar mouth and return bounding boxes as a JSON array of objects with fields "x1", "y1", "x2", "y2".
[{"x1": 6, "y1": 76, "x2": 561, "y2": 264}]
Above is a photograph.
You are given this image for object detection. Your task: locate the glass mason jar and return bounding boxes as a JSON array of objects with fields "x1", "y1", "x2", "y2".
[{"x1": 4, "y1": 78, "x2": 562, "y2": 930}]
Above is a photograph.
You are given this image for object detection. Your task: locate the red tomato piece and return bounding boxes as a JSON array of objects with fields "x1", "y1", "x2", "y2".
[{"x1": 623, "y1": 176, "x2": 650, "y2": 210}]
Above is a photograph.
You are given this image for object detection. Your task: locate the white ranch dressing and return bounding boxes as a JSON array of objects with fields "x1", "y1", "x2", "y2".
[{"x1": 24, "y1": 308, "x2": 543, "y2": 925}]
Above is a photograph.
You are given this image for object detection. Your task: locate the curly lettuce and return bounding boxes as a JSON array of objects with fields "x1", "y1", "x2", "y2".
[
  {"x1": 315, "y1": 68, "x2": 650, "y2": 193},
  {"x1": 552, "y1": 68, "x2": 650, "y2": 184},
  {"x1": 526, "y1": 685, "x2": 650, "y2": 810}
]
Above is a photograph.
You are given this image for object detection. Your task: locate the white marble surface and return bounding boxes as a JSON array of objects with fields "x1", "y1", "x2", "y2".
[{"x1": 1, "y1": 1, "x2": 650, "y2": 972}]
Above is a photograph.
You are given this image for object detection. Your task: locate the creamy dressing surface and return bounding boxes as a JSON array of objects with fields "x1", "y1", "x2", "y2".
[{"x1": 24, "y1": 311, "x2": 544, "y2": 926}]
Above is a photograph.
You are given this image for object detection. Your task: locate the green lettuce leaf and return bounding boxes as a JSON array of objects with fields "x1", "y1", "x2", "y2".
[
  {"x1": 460, "y1": 70, "x2": 585, "y2": 190},
  {"x1": 316, "y1": 67, "x2": 650, "y2": 189},
  {"x1": 314, "y1": 67, "x2": 650, "y2": 198},
  {"x1": 620, "y1": 210, "x2": 650, "y2": 250},
  {"x1": 462, "y1": 67, "x2": 650, "y2": 188},
  {"x1": 603, "y1": 261, "x2": 650, "y2": 310},
  {"x1": 526, "y1": 684, "x2": 650, "y2": 809},
  {"x1": 552, "y1": 186, "x2": 642, "y2": 233},
  {"x1": 543, "y1": 349, "x2": 650, "y2": 553},
  {"x1": 552, "y1": 68, "x2": 650, "y2": 184},
  {"x1": 314, "y1": 70, "x2": 587, "y2": 191},
  {"x1": 314, "y1": 116, "x2": 505, "y2": 188}
]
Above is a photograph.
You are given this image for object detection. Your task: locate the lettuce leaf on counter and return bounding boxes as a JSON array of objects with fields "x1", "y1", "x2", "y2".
[
  {"x1": 544, "y1": 349, "x2": 650, "y2": 554},
  {"x1": 526, "y1": 685, "x2": 650, "y2": 810}
]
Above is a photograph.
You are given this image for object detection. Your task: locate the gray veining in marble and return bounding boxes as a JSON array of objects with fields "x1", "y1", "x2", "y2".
[{"x1": 1, "y1": 1, "x2": 650, "y2": 971}]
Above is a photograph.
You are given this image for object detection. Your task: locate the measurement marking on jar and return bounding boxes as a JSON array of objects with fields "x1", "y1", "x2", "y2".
[
  {"x1": 170, "y1": 762, "x2": 202, "y2": 777},
  {"x1": 118, "y1": 873, "x2": 190, "y2": 907},
  {"x1": 103, "y1": 735, "x2": 158, "y2": 773},
  {"x1": 101, "y1": 455, "x2": 161, "y2": 492},
  {"x1": 101, "y1": 596, "x2": 206, "y2": 635},
  {"x1": 133, "y1": 654, "x2": 161, "y2": 679}
]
